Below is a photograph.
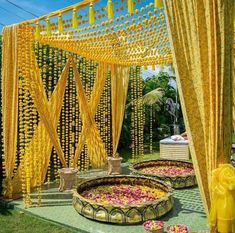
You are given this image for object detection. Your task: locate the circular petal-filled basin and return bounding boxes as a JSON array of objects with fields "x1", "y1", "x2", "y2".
[
  {"x1": 73, "y1": 175, "x2": 173, "y2": 224},
  {"x1": 130, "y1": 160, "x2": 197, "y2": 189}
]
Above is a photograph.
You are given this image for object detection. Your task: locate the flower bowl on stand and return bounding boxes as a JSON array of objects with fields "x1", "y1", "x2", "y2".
[
  {"x1": 143, "y1": 220, "x2": 165, "y2": 233},
  {"x1": 167, "y1": 224, "x2": 189, "y2": 233}
]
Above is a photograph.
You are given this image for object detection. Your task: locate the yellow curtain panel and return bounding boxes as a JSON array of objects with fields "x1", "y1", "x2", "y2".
[
  {"x1": 164, "y1": 0, "x2": 234, "y2": 232},
  {"x1": 11, "y1": 59, "x2": 70, "y2": 196},
  {"x1": 2, "y1": 25, "x2": 19, "y2": 198},
  {"x1": 29, "y1": 65, "x2": 67, "y2": 168},
  {"x1": 111, "y1": 64, "x2": 130, "y2": 156},
  {"x1": 72, "y1": 60, "x2": 108, "y2": 168},
  {"x1": 233, "y1": 50, "x2": 235, "y2": 130}
]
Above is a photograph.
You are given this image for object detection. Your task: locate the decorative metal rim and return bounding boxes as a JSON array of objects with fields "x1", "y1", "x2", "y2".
[
  {"x1": 129, "y1": 159, "x2": 195, "y2": 178},
  {"x1": 73, "y1": 175, "x2": 174, "y2": 224},
  {"x1": 129, "y1": 159, "x2": 197, "y2": 189}
]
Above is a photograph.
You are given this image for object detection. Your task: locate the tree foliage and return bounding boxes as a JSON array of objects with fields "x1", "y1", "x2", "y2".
[{"x1": 119, "y1": 71, "x2": 184, "y2": 150}]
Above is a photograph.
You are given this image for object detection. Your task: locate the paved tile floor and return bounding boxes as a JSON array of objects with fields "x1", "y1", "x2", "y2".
[{"x1": 12, "y1": 165, "x2": 208, "y2": 233}]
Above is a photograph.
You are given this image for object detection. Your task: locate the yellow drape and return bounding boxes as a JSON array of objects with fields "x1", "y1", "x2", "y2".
[
  {"x1": 2, "y1": 25, "x2": 19, "y2": 198},
  {"x1": 233, "y1": 51, "x2": 235, "y2": 130},
  {"x1": 72, "y1": 60, "x2": 108, "y2": 168},
  {"x1": 11, "y1": 59, "x2": 70, "y2": 194},
  {"x1": 29, "y1": 65, "x2": 67, "y2": 167},
  {"x1": 164, "y1": 0, "x2": 233, "y2": 221},
  {"x1": 111, "y1": 64, "x2": 130, "y2": 156}
]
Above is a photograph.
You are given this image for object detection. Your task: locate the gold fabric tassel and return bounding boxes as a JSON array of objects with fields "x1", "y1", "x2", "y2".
[
  {"x1": 89, "y1": 3, "x2": 95, "y2": 24},
  {"x1": 46, "y1": 18, "x2": 51, "y2": 36},
  {"x1": 127, "y1": 0, "x2": 134, "y2": 14},
  {"x1": 107, "y1": 0, "x2": 114, "y2": 19},
  {"x1": 58, "y1": 14, "x2": 63, "y2": 33},
  {"x1": 72, "y1": 9, "x2": 78, "y2": 28},
  {"x1": 35, "y1": 23, "x2": 40, "y2": 41},
  {"x1": 155, "y1": 0, "x2": 163, "y2": 9}
]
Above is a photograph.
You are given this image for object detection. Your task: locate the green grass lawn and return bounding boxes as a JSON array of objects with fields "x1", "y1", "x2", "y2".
[
  {"x1": 0, "y1": 208, "x2": 76, "y2": 233},
  {"x1": 119, "y1": 143, "x2": 160, "y2": 163}
]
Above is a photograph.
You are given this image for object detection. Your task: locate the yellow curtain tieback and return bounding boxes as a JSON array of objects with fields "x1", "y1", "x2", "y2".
[{"x1": 209, "y1": 164, "x2": 235, "y2": 233}]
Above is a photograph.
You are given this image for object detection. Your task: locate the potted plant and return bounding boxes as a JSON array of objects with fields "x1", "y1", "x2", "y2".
[
  {"x1": 107, "y1": 153, "x2": 123, "y2": 175},
  {"x1": 167, "y1": 224, "x2": 189, "y2": 233},
  {"x1": 143, "y1": 220, "x2": 165, "y2": 233}
]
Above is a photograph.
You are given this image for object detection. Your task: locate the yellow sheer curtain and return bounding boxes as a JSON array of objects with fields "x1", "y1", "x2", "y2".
[
  {"x1": 29, "y1": 64, "x2": 67, "y2": 167},
  {"x1": 72, "y1": 60, "x2": 108, "y2": 168},
  {"x1": 2, "y1": 25, "x2": 19, "y2": 198},
  {"x1": 11, "y1": 59, "x2": 70, "y2": 194},
  {"x1": 111, "y1": 64, "x2": 130, "y2": 156},
  {"x1": 164, "y1": 0, "x2": 233, "y2": 221},
  {"x1": 233, "y1": 51, "x2": 235, "y2": 130}
]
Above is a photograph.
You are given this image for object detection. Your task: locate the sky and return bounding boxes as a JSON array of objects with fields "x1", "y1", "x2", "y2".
[
  {"x1": 0, "y1": 0, "x2": 152, "y2": 32},
  {"x1": 0, "y1": 0, "x2": 91, "y2": 31}
]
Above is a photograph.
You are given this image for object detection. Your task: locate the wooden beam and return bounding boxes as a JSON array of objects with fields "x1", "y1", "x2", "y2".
[{"x1": 26, "y1": 0, "x2": 100, "y2": 24}]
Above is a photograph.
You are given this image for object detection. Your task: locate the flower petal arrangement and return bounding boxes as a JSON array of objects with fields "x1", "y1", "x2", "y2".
[
  {"x1": 140, "y1": 165, "x2": 194, "y2": 176},
  {"x1": 167, "y1": 224, "x2": 189, "y2": 233},
  {"x1": 81, "y1": 184, "x2": 166, "y2": 206},
  {"x1": 130, "y1": 160, "x2": 197, "y2": 188},
  {"x1": 73, "y1": 175, "x2": 173, "y2": 224},
  {"x1": 143, "y1": 220, "x2": 165, "y2": 232}
]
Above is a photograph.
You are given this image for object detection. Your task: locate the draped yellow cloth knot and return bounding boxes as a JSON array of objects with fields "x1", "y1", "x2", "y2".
[{"x1": 209, "y1": 164, "x2": 235, "y2": 233}]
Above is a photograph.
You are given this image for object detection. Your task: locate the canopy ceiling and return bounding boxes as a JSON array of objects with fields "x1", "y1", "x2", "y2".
[{"x1": 26, "y1": 0, "x2": 172, "y2": 66}]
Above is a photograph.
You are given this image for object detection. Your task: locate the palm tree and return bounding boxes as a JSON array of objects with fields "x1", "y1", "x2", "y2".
[
  {"x1": 126, "y1": 87, "x2": 164, "y2": 108},
  {"x1": 126, "y1": 88, "x2": 164, "y2": 154},
  {"x1": 142, "y1": 88, "x2": 164, "y2": 106},
  {"x1": 143, "y1": 88, "x2": 164, "y2": 153}
]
